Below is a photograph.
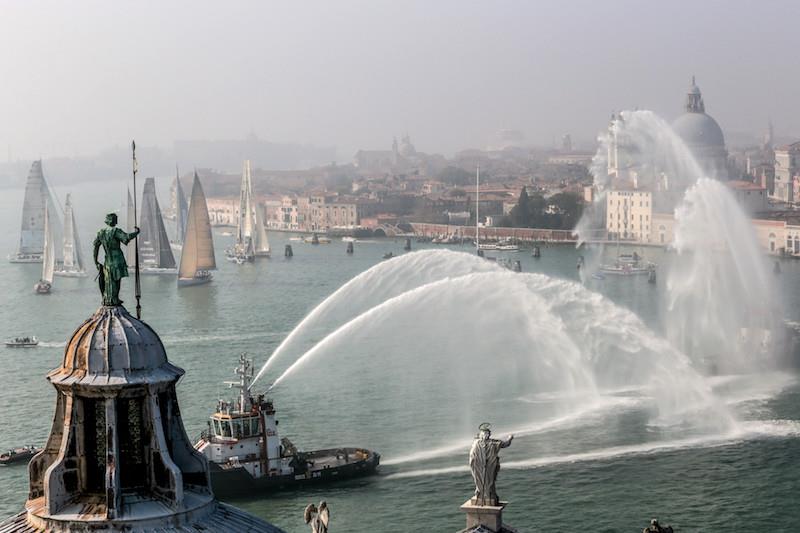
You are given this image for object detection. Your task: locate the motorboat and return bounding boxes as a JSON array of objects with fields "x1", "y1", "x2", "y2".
[
  {"x1": 0, "y1": 445, "x2": 42, "y2": 465},
  {"x1": 4, "y1": 337, "x2": 38, "y2": 348}
]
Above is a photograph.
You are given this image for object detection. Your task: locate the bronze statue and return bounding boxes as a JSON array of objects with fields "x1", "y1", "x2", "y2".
[
  {"x1": 93, "y1": 212, "x2": 139, "y2": 306},
  {"x1": 469, "y1": 423, "x2": 513, "y2": 506},
  {"x1": 304, "y1": 501, "x2": 329, "y2": 533}
]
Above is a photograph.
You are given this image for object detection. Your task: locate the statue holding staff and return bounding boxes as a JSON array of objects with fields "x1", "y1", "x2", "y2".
[
  {"x1": 93, "y1": 213, "x2": 139, "y2": 306},
  {"x1": 469, "y1": 423, "x2": 513, "y2": 506}
]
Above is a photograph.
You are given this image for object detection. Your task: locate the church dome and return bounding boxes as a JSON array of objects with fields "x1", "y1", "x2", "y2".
[
  {"x1": 672, "y1": 111, "x2": 725, "y2": 148},
  {"x1": 672, "y1": 76, "x2": 725, "y2": 149},
  {"x1": 48, "y1": 305, "x2": 183, "y2": 387}
]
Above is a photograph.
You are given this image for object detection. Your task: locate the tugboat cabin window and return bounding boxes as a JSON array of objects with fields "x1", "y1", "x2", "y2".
[{"x1": 220, "y1": 419, "x2": 232, "y2": 438}]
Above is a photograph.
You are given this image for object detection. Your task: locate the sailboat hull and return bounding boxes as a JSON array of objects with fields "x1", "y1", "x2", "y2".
[
  {"x1": 141, "y1": 267, "x2": 178, "y2": 275},
  {"x1": 9, "y1": 253, "x2": 42, "y2": 263},
  {"x1": 177, "y1": 273, "x2": 213, "y2": 287},
  {"x1": 54, "y1": 270, "x2": 88, "y2": 278}
]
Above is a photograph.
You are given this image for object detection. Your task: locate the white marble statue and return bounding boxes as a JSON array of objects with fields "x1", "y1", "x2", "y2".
[
  {"x1": 304, "y1": 501, "x2": 330, "y2": 533},
  {"x1": 469, "y1": 423, "x2": 513, "y2": 506}
]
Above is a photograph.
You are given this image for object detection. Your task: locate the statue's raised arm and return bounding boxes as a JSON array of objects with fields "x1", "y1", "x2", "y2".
[{"x1": 93, "y1": 212, "x2": 139, "y2": 306}]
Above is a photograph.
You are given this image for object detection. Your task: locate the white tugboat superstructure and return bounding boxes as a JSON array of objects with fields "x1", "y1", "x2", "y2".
[{"x1": 195, "y1": 354, "x2": 380, "y2": 497}]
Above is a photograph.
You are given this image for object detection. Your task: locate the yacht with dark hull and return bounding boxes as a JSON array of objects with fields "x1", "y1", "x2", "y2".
[{"x1": 194, "y1": 355, "x2": 380, "y2": 498}]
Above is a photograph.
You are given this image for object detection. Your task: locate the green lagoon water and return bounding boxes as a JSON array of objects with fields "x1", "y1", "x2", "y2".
[{"x1": 0, "y1": 180, "x2": 798, "y2": 532}]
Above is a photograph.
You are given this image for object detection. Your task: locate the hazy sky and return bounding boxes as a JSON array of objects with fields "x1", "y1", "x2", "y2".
[{"x1": 1, "y1": 0, "x2": 798, "y2": 161}]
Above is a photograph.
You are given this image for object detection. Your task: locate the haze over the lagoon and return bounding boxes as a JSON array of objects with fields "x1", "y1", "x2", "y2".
[{"x1": 1, "y1": 0, "x2": 798, "y2": 161}]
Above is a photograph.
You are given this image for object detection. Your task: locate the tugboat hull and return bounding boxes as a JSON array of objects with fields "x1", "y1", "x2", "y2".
[{"x1": 209, "y1": 448, "x2": 380, "y2": 498}]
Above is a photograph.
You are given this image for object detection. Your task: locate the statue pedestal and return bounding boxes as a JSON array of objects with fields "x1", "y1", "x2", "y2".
[{"x1": 460, "y1": 499, "x2": 507, "y2": 532}]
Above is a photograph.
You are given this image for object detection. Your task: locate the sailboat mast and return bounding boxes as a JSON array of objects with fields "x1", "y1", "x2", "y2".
[
  {"x1": 132, "y1": 141, "x2": 141, "y2": 319},
  {"x1": 475, "y1": 164, "x2": 480, "y2": 253}
]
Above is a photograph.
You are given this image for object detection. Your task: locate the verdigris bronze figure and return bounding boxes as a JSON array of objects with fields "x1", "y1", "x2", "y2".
[
  {"x1": 93, "y1": 212, "x2": 139, "y2": 306},
  {"x1": 469, "y1": 423, "x2": 513, "y2": 506},
  {"x1": 303, "y1": 501, "x2": 329, "y2": 533}
]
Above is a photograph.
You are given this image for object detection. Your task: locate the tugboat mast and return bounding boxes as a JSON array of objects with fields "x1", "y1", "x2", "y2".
[{"x1": 225, "y1": 353, "x2": 254, "y2": 412}]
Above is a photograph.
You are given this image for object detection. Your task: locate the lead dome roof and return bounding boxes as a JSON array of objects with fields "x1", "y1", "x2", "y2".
[{"x1": 48, "y1": 305, "x2": 183, "y2": 387}]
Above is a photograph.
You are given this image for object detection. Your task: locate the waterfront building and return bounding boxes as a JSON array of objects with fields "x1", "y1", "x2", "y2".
[
  {"x1": 773, "y1": 141, "x2": 800, "y2": 204},
  {"x1": 672, "y1": 77, "x2": 729, "y2": 179},
  {"x1": 605, "y1": 188, "x2": 653, "y2": 242},
  {"x1": 0, "y1": 304, "x2": 284, "y2": 532}
]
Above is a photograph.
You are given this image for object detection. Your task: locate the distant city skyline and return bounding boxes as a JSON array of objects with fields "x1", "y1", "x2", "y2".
[{"x1": 1, "y1": 0, "x2": 797, "y2": 162}]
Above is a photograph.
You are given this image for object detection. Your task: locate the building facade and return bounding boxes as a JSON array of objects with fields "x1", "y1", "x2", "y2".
[
  {"x1": 773, "y1": 142, "x2": 800, "y2": 204},
  {"x1": 606, "y1": 189, "x2": 653, "y2": 242}
]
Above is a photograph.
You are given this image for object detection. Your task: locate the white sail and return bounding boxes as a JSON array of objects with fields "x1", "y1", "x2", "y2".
[
  {"x1": 254, "y1": 204, "x2": 270, "y2": 255},
  {"x1": 231, "y1": 160, "x2": 256, "y2": 260},
  {"x1": 41, "y1": 205, "x2": 55, "y2": 284},
  {"x1": 16, "y1": 160, "x2": 62, "y2": 260},
  {"x1": 62, "y1": 195, "x2": 74, "y2": 269},
  {"x1": 179, "y1": 173, "x2": 216, "y2": 281}
]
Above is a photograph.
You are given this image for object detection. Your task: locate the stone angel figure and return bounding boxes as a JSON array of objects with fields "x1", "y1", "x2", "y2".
[
  {"x1": 304, "y1": 501, "x2": 330, "y2": 533},
  {"x1": 469, "y1": 423, "x2": 513, "y2": 506}
]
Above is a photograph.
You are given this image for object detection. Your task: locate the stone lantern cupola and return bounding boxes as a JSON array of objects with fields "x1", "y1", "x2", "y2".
[{"x1": 1, "y1": 305, "x2": 285, "y2": 532}]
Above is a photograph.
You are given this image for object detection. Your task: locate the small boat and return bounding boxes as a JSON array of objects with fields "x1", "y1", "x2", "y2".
[
  {"x1": 599, "y1": 252, "x2": 654, "y2": 276},
  {"x1": 194, "y1": 355, "x2": 380, "y2": 498},
  {"x1": 4, "y1": 337, "x2": 38, "y2": 348},
  {"x1": 0, "y1": 445, "x2": 42, "y2": 465},
  {"x1": 591, "y1": 272, "x2": 606, "y2": 280},
  {"x1": 496, "y1": 238, "x2": 520, "y2": 252},
  {"x1": 34, "y1": 203, "x2": 54, "y2": 294},
  {"x1": 342, "y1": 236, "x2": 357, "y2": 243},
  {"x1": 383, "y1": 252, "x2": 394, "y2": 259},
  {"x1": 220, "y1": 231, "x2": 234, "y2": 237},
  {"x1": 178, "y1": 173, "x2": 217, "y2": 287},
  {"x1": 304, "y1": 234, "x2": 332, "y2": 244}
]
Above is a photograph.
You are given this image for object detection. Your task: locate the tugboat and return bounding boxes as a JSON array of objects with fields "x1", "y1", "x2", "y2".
[
  {"x1": 0, "y1": 445, "x2": 42, "y2": 465},
  {"x1": 194, "y1": 355, "x2": 380, "y2": 498},
  {"x1": 4, "y1": 336, "x2": 38, "y2": 348}
]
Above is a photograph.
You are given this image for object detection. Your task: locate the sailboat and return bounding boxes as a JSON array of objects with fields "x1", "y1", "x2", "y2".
[
  {"x1": 138, "y1": 177, "x2": 178, "y2": 275},
  {"x1": 11, "y1": 160, "x2": 62, "y2": 263},
  {"x1": 226, "y1": 160, "x2": 256, "y2": 263},
  {"x1": 54, "y1": 194, "x2": 87, "y2": 277},
  {"x1": 171, "y1": 167, "x2": 188, "y2": 250},
  {"x1": 178, "y1": 172, "x2": 217, "y2": 287},
  {"x1": 254, "y1": 204, "x2": 271, "y2": 257},
  {"x1": 34, "y1": 204, "x2": 54, "y2": 293}
]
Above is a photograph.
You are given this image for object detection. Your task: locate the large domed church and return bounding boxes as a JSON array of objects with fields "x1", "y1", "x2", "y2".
[{"x1": 672, "y1": 77, "x2": 729, "y2": 179}]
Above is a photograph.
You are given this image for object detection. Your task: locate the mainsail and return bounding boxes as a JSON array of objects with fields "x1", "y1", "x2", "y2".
[
  {"x1": 254, "y1": 204, "x2": 270, "y2": 255},
  {"x1": 179, "y1": 172, "x2": 216, "y2": 281},
  {"x1": 139, "y1": 177, "x2": 176, "y2": 269},
  {"x1": 61, "y1": 194, "x2": 84, "y2": 272},
  {"x1": 174, "y1": 170, "x2": 188, "y2": 244},
  {"x1": 41, "y1": 204, "x2": 55, "y2": 284},
  {"x1": 233, "y1": 160, "x2": 256, "y2": 258},
  {"x1": 16, "y1": 160, "x2": 62, "y2": 259}
]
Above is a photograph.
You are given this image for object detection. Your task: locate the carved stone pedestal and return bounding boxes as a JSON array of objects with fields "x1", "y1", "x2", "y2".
[{"x1": 459, "y1": 499, "x2": 511, "y2": 532}]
